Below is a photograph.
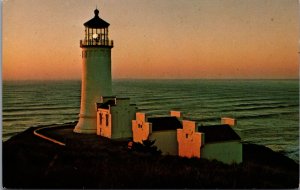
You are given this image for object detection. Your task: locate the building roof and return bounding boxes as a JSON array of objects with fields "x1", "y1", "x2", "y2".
[
  {"x1": 148, "y1": 116, "x2": 182, "y2": 132},
  {"x1": 98, "y1": 99, "x2": 115, "y2": 109},
  {"x1": 84, "y1": 9, "x2": 110, "y2": 28},
  {"x1": 197, "y1": 124, "x2": 241, "y2": 143}
]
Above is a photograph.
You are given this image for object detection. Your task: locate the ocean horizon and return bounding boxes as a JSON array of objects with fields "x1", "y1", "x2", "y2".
[{"x1": 2, "y1": 79, "x2": 299, "y2": 162}]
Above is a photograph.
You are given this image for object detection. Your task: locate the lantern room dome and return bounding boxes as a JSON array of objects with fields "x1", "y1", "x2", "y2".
[{"x1": 84, "y1": 9, "x2": 110, "y2": 29}]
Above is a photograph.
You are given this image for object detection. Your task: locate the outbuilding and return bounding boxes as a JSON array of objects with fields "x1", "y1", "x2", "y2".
[
  {"x1": 97, "y1": 96, "x2": 137, "y2": 139},
  {"x1": 177, "y1": 119, "x2": 242, "y2": 164},
  {"x1": 132, "y1": 111, "x2": 183, "y2": 155}
]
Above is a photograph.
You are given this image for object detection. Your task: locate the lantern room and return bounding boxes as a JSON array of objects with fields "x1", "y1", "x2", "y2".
[{"x1": 80, "y1": 9, "x2": 113, "y2": 47}]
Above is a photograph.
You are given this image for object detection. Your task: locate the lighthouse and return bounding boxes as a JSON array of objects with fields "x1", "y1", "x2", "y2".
[{"x1": 74, "y1": 9, "x2": 114, "y2": 133}]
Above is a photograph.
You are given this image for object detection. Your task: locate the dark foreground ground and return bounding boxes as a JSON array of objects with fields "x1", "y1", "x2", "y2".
[{"x1": 3, "y1": 122, "x2": 299, "y2": 189}]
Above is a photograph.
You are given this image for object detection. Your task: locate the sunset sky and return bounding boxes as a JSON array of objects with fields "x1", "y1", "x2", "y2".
[{"x1": 3, "y1": 0, "x2": 299, "y2": 80}]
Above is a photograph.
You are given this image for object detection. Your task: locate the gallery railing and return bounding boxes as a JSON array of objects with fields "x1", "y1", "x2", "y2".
[{"x1": 80, "y1": 39, "x2": 114, "y2": 47}]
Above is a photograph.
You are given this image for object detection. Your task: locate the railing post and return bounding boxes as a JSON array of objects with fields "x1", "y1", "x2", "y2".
[{"x1": 80, "y1": 39, "x2": 113, "y2": 47}]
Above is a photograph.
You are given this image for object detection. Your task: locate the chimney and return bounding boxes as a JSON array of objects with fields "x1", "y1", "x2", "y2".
[
  {"x1": 170, "y1": 110, "x2": 182, "y2": 119},
  {"x1": 221, "y1": 117, "x2": 236, "y2": 126}
]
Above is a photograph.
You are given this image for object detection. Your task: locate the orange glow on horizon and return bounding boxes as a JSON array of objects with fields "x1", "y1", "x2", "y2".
[{"x1": 3, "y1": 0, "x2": 299, "y2": 80}]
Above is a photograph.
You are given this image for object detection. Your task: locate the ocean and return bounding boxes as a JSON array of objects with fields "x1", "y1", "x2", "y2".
[{"x1": 2, "y1": 79, "x2": 299, "y2": 162}]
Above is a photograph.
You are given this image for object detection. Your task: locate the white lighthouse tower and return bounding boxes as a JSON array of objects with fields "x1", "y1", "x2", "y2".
[{"x1": 74, "y1": 9, "x2": 114, "y2": 133}]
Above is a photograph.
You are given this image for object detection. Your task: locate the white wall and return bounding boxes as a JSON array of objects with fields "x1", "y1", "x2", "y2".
[
  {"x1": 97, "y1": 98, "x2": 136, "y2": 139},
  {"x1": 201, "y1": 141, "x2": 243, "y2": 164},
  {"x1": 132, "y1": 113, "x2": 152, "y2": 143},
  {"x1": 177, "y1": 120, "x2": 204, "y2": 158},
  {"x1": 111, "y1": 102, "x2": 136, "y2": 139},
  {"x1": 97, "y1": 108, "x2": 112, "y2": 138},
  {"x1": 150, "y1": 131, "x2": 178, "y2": 156}
]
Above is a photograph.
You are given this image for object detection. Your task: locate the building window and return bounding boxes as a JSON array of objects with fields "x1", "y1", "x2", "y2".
[
  {"x1": 99, "y1": 113, "x2": 103, "y2": 125},
  {"x1": 186, "y1": 134, "x2": 188, "y2": 139},
  {"x1": 138, "y1": 122, "x2": 143, "y2": 128},
  {"x1": 106, "y1": 114, "x2": 109, "y2": 126}
]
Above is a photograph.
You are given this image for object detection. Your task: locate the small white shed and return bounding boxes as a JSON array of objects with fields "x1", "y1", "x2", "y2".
[
  {"x1": 177, "y1": 119, "x2": 242, "y2": 164},
  {"x1": 132, "y1": 111, "x2": 183, "y2": 155},
  {"x1": 96, "y1": 96, "x2": 137, "y2": 139}
]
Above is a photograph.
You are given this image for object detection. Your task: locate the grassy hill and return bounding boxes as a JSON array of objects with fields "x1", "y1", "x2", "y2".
[{"x1": 3, "y1": 123, "x2": 299, "y2": 188}]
